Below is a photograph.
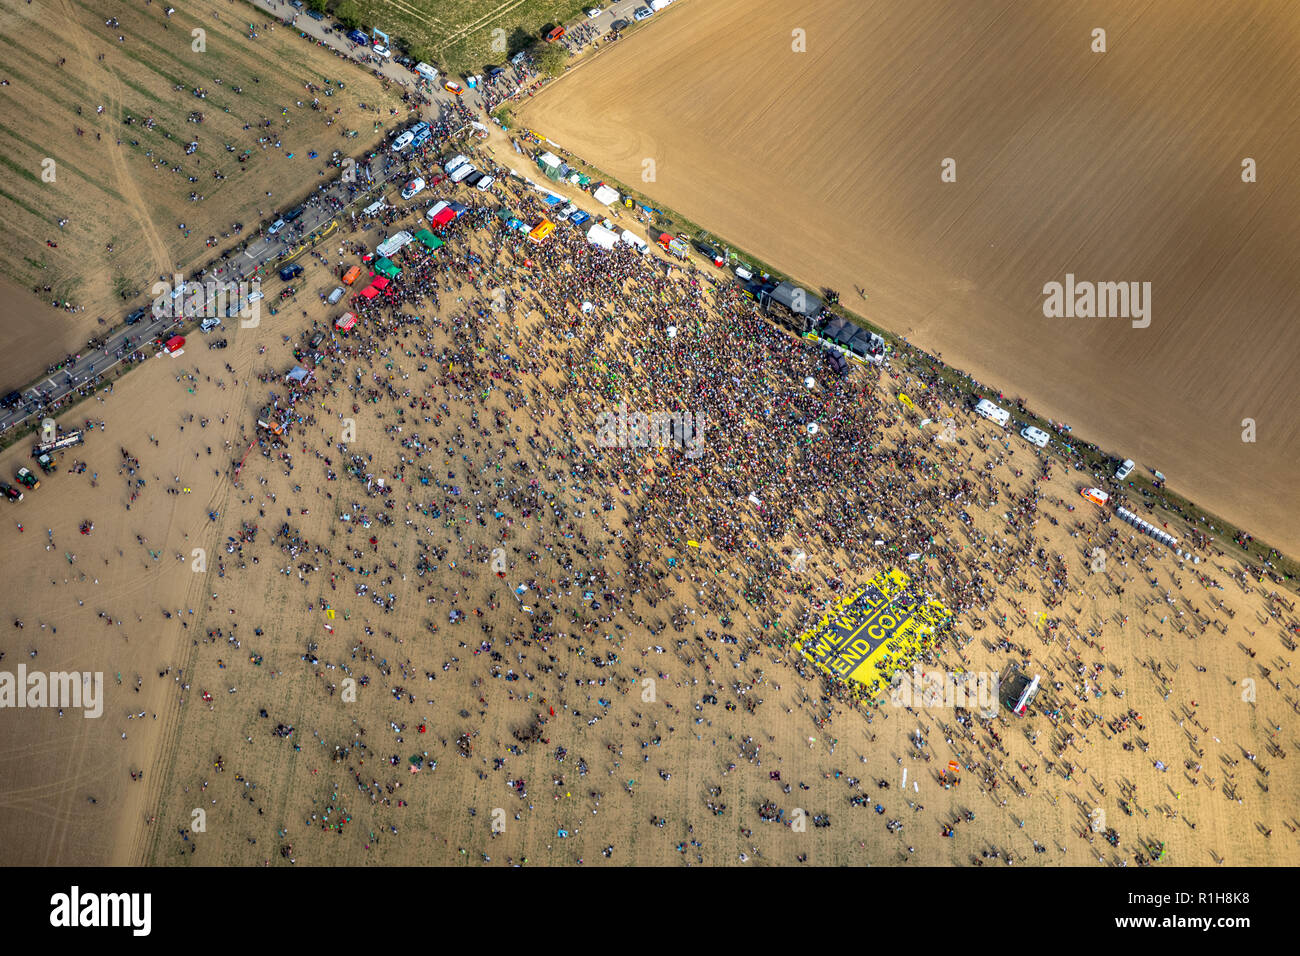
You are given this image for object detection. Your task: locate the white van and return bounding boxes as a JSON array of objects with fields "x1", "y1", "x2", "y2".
[
  {"x1": 444, "y1": 154, "x2": 469, "y2": 175},
  {"x1": 620, "y1": 229, "x2": 649, "y2": 254},
  {"x1": 450, "y1": 163, "x2": 476, "y2": 183},
  {"x1": 376, "y1": 231, "x2": 413, "y2": 258},
  {"x1": 199, "y1": 317, "x2": 222, "y2": 333},
  {"x1": 1020, "y1": 425, "x2": 1050, "y2": 448},
  {"x1": 975, "y1": 399, "x2": 1010, "y2": 428},
  {"x1": 363, "y1": 199, "x2": 386, "y2": 217}
]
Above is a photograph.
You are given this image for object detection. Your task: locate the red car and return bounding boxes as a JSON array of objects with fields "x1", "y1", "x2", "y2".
[{"x1": 545, "y1": 26, "x2": 566, "y2": 42}]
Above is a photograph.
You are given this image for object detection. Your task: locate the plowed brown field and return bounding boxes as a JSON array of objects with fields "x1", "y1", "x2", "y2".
[{"x1": 519, "y1": 0, "x2": 1300, "y2": 550}]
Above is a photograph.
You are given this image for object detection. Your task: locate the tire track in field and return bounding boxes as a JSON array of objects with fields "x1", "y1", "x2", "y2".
[
  {"x1": 57, "y1": 0, "x2": 173, "y2": 281},
  {"x1": 434, "y1": 0, "x2": 532, "y2": 56}
]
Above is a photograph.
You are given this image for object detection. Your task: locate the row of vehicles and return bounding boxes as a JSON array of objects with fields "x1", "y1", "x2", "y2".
[
  {"x1": 974, "y1": 398, "x2": 1137, "y2": 478},
  {"x1": 443, "y1": 154, "x2": 495, "y2": 191},
  {"x1": 975, "y1": 398, "x2": 1051, "y2": 449},
  {"x1": 2, "y1": 431, "x2": 76, "y2": 501},
  {"x1": 391, "y1": 121, "x2": 432, "y2": 155}
]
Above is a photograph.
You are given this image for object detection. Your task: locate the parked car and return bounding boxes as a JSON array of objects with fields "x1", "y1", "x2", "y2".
[
  {"x1": 545, "y1": 26, "x2": 566, "y2": 42},
  {"x1": 554, "y1": 204, "x2": 574, "y2": 222},
  {"x1": 278, "y1": 264, "x2": 303, "y2": 281},
  {"x1": 476, "y1": 175, "x2": 495, "y2": 192},
  {"x1": 327, "y1": 286, "x2": 345, "y2": 305},
  {"x1": 305, "y1": 9, "x2": 324, "y2": 20},
  {"x1": 694, "y1": 241, "x2": 725, "y2": 266},
  {"x1": 1, "y1": 390, "x2": 22, "y2": 409},
  {"x1": 1020, "y1": 426, "x2": 1051, "y2": 448},
  {"x1": 284, "y1": 206, "x2": 305, "y2": 222},
  {"x1": 444, "y1": 81, "x2": 464, "y2": 96},
  {"x1": 569, "y1": 209, "x2": 590, "y2": 226},
  {"x1": 486, "y1": 66, "x2": 504, "y2": 79},
  {"x1": 450, "y1": 163, "x2": 476, "y2": 183},
  {"x1": 347, "y1": 29, "x2": 369, "y2": 45},
  {"x1": 391, "y1": 130, "x2": 415, "y2": 152},
  {"x1": 401, "y1": 177, "x2": 427, "y2": 200},
  {"x1": 199, "y1": 317, "x2": 222, "y2": 333},
  {"x1": 1115, "y1": 459, "x2": 1135, "y2": 481},
  {"x1": 267, "y1": 218, "x2": 287, "y2": 236},
  {"x1": 633, "y1": 7, "x2": 653, "y2": 21},
  {"x1": 246, "y1": 290, "x2": 265, "y2": 303},
  {"x1": 610, "y1": 19, "x2": 629, "y2": 30},
  {"x1": 443, "y1": 154, "x2": 469, "y2": 174},
  {"x1": 125, "y1": 307, "x2": 148, "y2": 325},
  {"x1": 464, "y1": 170, "x2": 484, "y2": 187},
  {"x1": 372, "y1": 43, "x2": 392, "y2": 58},
  {"x1": 586, "y1": 7, "x2": 602, "y2": 17}
]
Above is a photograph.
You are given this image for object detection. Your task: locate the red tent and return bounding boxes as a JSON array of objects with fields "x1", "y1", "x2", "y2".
[
  {"x1": 358, "y1": 286, "x2": 380, "y2": 300},
  {"x1": 431, "y1": 207, "x2": 456, "y2": 227}
]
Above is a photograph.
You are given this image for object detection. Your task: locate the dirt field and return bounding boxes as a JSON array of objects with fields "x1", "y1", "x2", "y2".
[
  {"x1": 517, "y1": 0, "x2": 1300, "y2": 553},
  {"x1": 1, "y1": 156, "x2": 1297, "y2": 868},
  {"x1": 0, "y1": 0, "x2": 406, "y2": 385}
]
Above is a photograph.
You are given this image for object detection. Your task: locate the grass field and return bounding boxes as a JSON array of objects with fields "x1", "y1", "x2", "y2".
[
  {"x1": 0, "y1": 0, "x2": 405, "y2": 379},
  {"x1": 343, "y1": 0, "x2": 591, "y2": 75}
]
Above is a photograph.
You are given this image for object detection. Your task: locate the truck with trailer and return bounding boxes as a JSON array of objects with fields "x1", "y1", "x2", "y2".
[{"x1": 34, "y1": 430, "x2": 84, "y2": 455}]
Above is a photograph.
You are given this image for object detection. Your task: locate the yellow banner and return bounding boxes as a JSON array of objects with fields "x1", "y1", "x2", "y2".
[{"x1": 792, "y1": 568, "x2": 951, "y2": 693}]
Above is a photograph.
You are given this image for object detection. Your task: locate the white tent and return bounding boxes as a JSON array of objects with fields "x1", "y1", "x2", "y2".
[
  {"x1": 586, "y1": 224, "x2": 619, "y2": 250},
  {"x1": 593, "y1": 184, "x2": 620, "y2": 205}
]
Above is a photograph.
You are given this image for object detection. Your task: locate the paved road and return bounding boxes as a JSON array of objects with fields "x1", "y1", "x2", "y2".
[{"x1": 0, "y1": 0, "x2": 660, "y2": 439}]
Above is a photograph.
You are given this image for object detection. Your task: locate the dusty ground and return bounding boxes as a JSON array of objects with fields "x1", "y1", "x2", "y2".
[
  {"x1": 1, "y1": 165, "x2": 1296, "y2": 867},
  {"x1": 517, "y1": 0, "x2": 1300, "y2": 553},
  {"x1": 0, "y1": 0, "x2": 406, "y2": 384}
]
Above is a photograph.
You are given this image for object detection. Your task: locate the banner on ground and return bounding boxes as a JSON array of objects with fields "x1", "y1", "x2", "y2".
[{"x1": 792, "y1": 568, "x2": 952, "y2": 692}]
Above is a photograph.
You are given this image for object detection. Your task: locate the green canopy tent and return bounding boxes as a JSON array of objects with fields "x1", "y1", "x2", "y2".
[
  {"x1": 374, "y1": 257, "x2": 402, "y2": 279},
  {"x1": 413, "y1": 228, "x2": 444, "y2": 253}
]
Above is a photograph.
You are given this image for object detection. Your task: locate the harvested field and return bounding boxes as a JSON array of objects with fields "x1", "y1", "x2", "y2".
[
  {"x1": 518, "y1": 0, "x2": 1300, "y2": 551},
  {"x1": 347, "y1": 0, "x2": 587, "y2": 75},
  {"x1": 0, "y1": 0, "x2": 405, "y2": 382}
]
